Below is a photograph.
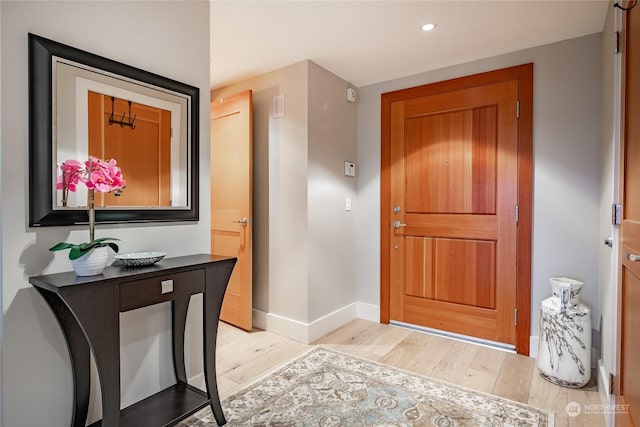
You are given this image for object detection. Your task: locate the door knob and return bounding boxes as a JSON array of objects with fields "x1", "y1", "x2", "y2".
[
  {"x1": 627, "y1": 253, "x2": 640, "y2": 262},
  {"x1": 233, "y1": 217, "x2": 248, "y2": 225},
  {"x1": 392, "y1": 220, "x2": 407, "y2": 229}
]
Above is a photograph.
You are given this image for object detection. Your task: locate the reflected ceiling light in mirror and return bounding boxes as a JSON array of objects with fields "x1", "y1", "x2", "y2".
[{"x1": 421, "y1": 22, "x2": 437, "y2": 32}]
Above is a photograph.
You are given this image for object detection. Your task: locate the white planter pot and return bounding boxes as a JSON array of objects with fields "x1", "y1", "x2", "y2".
[{"x1": 71, "y1": 246, "x2": 109, "y2": 276}]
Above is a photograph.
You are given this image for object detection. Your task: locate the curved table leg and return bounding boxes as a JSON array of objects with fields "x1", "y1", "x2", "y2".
[
  {"x1": 172, "y1": 296, "x2": 191, "y2": 384},
  {"x1": 62, "y1": 284, "x2": 120, "y2": 426},
  {"x1": 203, "y1": 259, "x2": 236, "y2": 426},
  {"x1": 36, "y1": 288, "x2": 90, "y2": 427}
]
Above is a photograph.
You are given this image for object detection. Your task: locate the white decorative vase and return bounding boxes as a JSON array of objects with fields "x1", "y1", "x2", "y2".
[
  {"x1": 537, "y1": 277, "x2": 592, "y2": 388},
  {"x1": 71, "y1": 246, "x2": 109, "y2": 276}
]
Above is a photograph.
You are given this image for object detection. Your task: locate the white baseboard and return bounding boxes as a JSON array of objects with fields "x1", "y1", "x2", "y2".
[
  {"x1": 252, "y1": 302, "x2": 383, "y2": 344},
  {"x1": 253, "y1": 303, "x2": 360, "y2": 344},
  {"x1": 529, "y1": 336, "x2": 539, "y2": 358},
  {"x1": 598, "y1": 360, "x2": 615, "y2": 427},
  {"x1": 252, "y1": 308, "x2": 268, "y2": 330},
  {"x1": 252, "y1": 309, "x2": 311, "y2": 343},
  {"x1": 355, "y1": 302, "x2": 379, "y2": 322},
  {"x1": 308, "y1": 304, "x2": 359, "y2": 343}
]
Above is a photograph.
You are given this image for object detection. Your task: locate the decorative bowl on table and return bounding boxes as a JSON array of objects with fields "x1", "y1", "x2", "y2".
[{"x1": 114, "y1": 252, "x2": 166, "y2": 267}]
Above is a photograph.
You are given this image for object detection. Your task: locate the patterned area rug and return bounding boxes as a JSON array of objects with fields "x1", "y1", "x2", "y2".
[{"x1": 180, "y1": 347, "x2": 554, "y2": 426}]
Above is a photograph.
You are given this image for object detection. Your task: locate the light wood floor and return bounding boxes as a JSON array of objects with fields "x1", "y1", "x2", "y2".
[{"x1": 215, "y1": 319, "x2": 605, "y2": 427}]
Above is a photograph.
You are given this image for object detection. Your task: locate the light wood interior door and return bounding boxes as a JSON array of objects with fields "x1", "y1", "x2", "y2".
[
  {"x1": 88, "y1": 92, "x2": 171, "y2": 206},
  {"x1": 211, "y1": 90, "x2": 253, "y2": 331},
  {"x1": 617, "y1": 3, "x2": 640, "y2": 425},
  {"x1": 382, "y1": 68, "x2": 532, "y2": 348}
]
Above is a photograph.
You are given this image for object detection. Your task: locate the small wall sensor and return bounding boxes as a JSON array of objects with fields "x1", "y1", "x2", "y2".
[
  {"x1": 346, "y1": 87, "x2": 357, "y2": 103},
  {"x1": 344, "y1": 161, "x2": 356, "y2": 177}
]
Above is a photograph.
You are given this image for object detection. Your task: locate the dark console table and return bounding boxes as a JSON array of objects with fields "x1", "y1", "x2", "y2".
[{"x1": 29, "y1": 253, "x2": 236, "y2": 427}]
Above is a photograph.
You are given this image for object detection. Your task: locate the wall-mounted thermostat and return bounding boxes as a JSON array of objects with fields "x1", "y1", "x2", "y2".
[{"x1": 344, "y1": 161, "x2": 356, "y2": 177}]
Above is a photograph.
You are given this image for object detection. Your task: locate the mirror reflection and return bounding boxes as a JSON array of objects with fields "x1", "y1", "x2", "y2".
[
  {"x1": 29, "y1": 33, "x2": 199, "y2": 226},
  {"x1": 53, "y1": 58, "x2": 189, "y2": 209}
]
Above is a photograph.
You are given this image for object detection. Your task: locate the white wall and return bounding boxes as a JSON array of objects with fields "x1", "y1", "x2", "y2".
[
  {"x1": 356, "y1": 34, "x2": 603, "y2": 347},
  {"x1": 307, "y1": 62, "x2": 357, "y2": 321},
  {"x1": 1, "y1": 2, "x2": 211, "y2": 426},
  {"x1": 212, "y1": 61, "x2": 310, "y2": 324},
  {"x1": 212, "y1": 60, "x2": 358, "y2": 342}
]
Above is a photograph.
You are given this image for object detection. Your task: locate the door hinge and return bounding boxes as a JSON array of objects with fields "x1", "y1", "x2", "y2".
[
  {"x1": 516, "y1": 100, "x2": 520, "y2": 118},
  {"x1": 515, "y1": 205, "x2": 519, "y2": 224},
  {"x1": 514, "y1": 308, "x2": 518, "y2": 326},
  {"x1": 616, "y1": 31, "x2": 622, "y2": 54},
  {"x1": 612, "y1": 203, "x2": 622, "y2": 225},
  {"x1": 609, "y1": 373, "x2": 615, "y2": 394}
]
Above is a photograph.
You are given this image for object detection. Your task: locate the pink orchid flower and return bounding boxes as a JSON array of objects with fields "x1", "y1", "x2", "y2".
[
  {"x1": 57, "y1": 156, "x2": 126, "y2": 194},
  {"x1": 52, "y1": 156, "x2": 126, "y2": 253},
  {"x1": 56, "y1": 159, "x2": 85, "y2": 192},
  {"x1": 84, "y1": 156, "x2": 127, "y2": 193}
]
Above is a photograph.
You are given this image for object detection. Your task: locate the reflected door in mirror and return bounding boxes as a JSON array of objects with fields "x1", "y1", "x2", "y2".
[
  {"x1": 88, "y1": 92, "x2": 171, "y2": 207},
  {"x1": 28, "y1": 33, "x2": 199, "y2": 226}
]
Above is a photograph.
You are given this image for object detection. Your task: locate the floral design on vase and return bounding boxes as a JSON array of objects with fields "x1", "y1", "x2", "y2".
[{"x1": 537, "y1": 277, "x2": 592, "y2": 388}]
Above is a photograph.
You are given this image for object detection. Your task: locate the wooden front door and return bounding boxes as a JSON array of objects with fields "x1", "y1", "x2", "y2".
[
  {"x1": 617, "y1": 3, "x2": 640, "y2": 425},
  {"x1": 210, "y1": 90, "x2": 253, "y2": 331},
  {"x1": 381, "y1": 65, "x2": 533, "y2": 352}
]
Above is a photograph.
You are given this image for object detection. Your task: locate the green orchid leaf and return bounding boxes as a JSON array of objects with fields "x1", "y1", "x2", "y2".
[
  {"x1": 106, "y1": 242, "x2": 119, "y2": 253},
  {"x1": 49, "y1": 242, "x2": 74, "y2": 251},
  {"x1": 78, "y1": 242, "x2": 95, "y2": 251},
  {"x1": 69, "y1": 246, "x2": 86, "y2": 260},
  {"x1": 52, "y1": 236, "x2": 120, "y2": 260}
]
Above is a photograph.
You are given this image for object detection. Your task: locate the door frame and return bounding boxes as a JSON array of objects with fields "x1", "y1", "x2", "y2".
[
  {"x1": 615, "y1": 3, "x2": 638, "y2": 424},
  {"x1": 380, "y1": 64, "x2": 533, "y2": 355}
]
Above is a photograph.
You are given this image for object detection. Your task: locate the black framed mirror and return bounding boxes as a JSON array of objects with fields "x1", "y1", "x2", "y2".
[{"x1": 29, "y1": 33, "x2": 199, "y2": 227}]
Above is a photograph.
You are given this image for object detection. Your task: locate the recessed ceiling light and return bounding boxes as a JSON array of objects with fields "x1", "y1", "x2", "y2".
[{"x1": 421, "y1": 23, "x2": 437, "y2": 32}]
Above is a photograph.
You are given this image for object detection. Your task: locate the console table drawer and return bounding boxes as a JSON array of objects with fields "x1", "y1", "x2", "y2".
[{"x1": 120, "y1": 269, "x2": 205, "y2": 312}]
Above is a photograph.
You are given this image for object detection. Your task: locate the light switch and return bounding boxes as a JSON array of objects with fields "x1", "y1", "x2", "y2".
[
  {"x1": 161, "y1": 279, "x2": 173, "y2": 294},
  {"x1": 346, "y1": 198, "x2": 352, "y2": 211}
]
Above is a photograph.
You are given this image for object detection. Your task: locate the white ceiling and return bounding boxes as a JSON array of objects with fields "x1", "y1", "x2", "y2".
[{"x1": 210, "y1": 0, "x2": 609, "y2": 89}]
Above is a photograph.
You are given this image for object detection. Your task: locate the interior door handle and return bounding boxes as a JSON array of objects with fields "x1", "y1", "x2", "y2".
[
  {"x1": 233, "y1": 217, "x2": 248, "y2": 225},
  {"x1": 392, "y1": 220, "x2": 407, "y2": 229},
  {"x1": 627, "y1": 253, "x2": 640, "y2": 262}
]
